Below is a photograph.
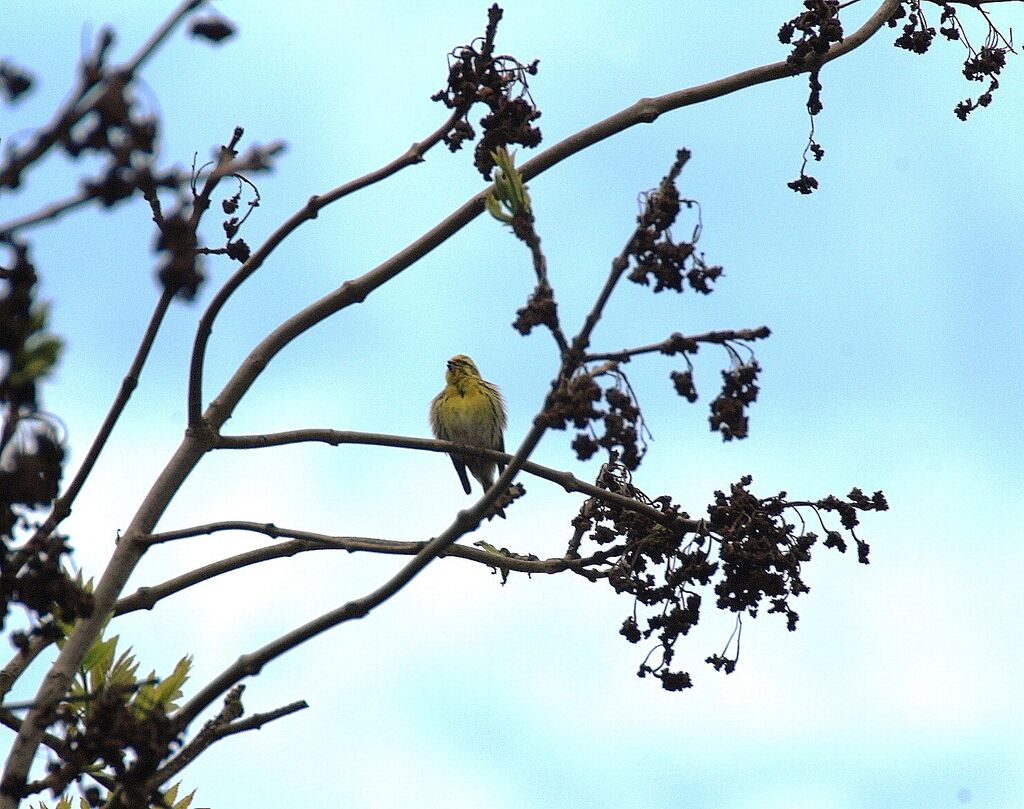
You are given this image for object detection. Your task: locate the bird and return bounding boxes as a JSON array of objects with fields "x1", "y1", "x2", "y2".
[{"x1": 429, "y1": 354, "x2": 508, "y2": 516}]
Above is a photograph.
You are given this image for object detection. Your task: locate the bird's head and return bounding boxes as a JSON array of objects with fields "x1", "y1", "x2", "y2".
[{"x1": 446, "y1": 354, "x2": 481, "y2": 383}]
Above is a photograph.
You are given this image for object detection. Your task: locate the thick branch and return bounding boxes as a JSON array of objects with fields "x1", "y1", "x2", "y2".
[{"x1": 0, "y1": 433, "x2": 211, "y2": 805}]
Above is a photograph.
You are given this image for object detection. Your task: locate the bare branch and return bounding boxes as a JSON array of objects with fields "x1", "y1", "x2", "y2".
[
  {"x1": 149, "y1": 689, "x2": 306, "y2": 792},
  {"x1": 118, "y1": 523, "x2": 618, "y2": 616},
  {"x1": 213, "y1": 430, "x2": 698, "y2": 534},
  {"x1": 19, "y1": 288, "x2": 176, "y2": 555},
  {"x1": 186, "y1": 106, "x2": 468, "y2": 427},
  {"x1": 585, "y1": 326, "x2": 773, "y2": 363}
]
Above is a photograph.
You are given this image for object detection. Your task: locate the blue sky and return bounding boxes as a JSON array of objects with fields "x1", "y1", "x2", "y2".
[{"x1": 3, "y1": 3, "x2": 1023, "y2": 808}]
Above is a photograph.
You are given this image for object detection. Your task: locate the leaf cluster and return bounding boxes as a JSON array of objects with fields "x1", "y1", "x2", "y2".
[{"x1": 45, "y1": 625, "x2": 192, "y2": 809}]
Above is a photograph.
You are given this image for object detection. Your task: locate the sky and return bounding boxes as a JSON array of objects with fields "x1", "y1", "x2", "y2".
[{"x1": 2, "y1": 2, "x2": 1023, "y2": 808}]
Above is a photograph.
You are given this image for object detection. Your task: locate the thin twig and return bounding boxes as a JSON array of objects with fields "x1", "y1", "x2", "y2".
[
  {"x1": 0, "y1": 192, "x2": 95, "y2": 239},
  {"x1": 187, "y1": 126, "x2": 246, "y2": 232},
  {"x1": 149, "y1": 695, "x2": 306, "y2": 791},
  {"x1": 0, "y1": 678, "x2": 158, "y2": 712},
  {"x1": 0, "y1": 633, "x2": 50, "y2": 703},
  {"x1": 584, "y1": 326, "x2": 772, "y2": 363},
  {"x1": 520, "y1": 219, "x2": 570, "y2": 355},
  {"x1": 0, "y1": 144, "x2": 284, "y2": 239}
]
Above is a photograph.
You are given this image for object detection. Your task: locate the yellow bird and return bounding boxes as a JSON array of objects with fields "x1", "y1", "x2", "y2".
[{"x1": 429, "y1": 355, "x2": 508, "y2": 515}]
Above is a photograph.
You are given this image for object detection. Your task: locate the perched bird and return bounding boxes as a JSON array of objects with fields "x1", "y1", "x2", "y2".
[{"x1": 429, "y1": 354, "x2": 508, "y2": 516}]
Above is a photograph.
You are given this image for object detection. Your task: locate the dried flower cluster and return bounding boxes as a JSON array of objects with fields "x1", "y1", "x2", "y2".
[
  {"x1": 568, "y1": 460, "x2": 888, "y2": 691},
  {"x1": 777, "y1": 1, "x2": 1018, "y2": 193},
  {"x1": 777, "y1": 0, "x2": 842, "y2": 194},
  {"x1": 625, "y1": 150, "x2": 723, "y2": 294},
  {"x1": 432, "y1": 4, "x2": 542, "y2": 177},
  {"x1": 566, "y1": 372, "x2": 648, "y2": 471},
  {"x1": 887, "y1": 1, "x2": 1015, "y2": 121},
  {"x1": 512, "y1": 279, "x2": 558, "y2": 336}
]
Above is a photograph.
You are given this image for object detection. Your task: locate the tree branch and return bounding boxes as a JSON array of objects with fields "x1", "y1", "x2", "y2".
[
  {"x1": 149, "y1": 691, "x2": 306, "y2": 792},
  {"x1": 0, "y1": 634, "x2": 49, "y2": 703},
  {"x1": 185, "y1": 105, "x2": 468, "y2": 427},
  {"x1": 0, "y1": 6, "x2": 902, "y2": 800},
  {"x1": 117, "y1": 523, "x2": 616, "y2": 616},
  {"x1": 17, "y1": 288, "x2": 176, "y2": 562},
  {"x1": 213, "y1": 431, "x2": 697, "y2": 534},
  {"x1": 584, "y1": 326, "x2": 772, "y2": 363}
]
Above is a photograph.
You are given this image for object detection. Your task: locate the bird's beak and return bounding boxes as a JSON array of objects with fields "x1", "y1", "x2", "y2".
[{"x1": 446, "y1": 361, "x2": 455, "y2": 371}]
